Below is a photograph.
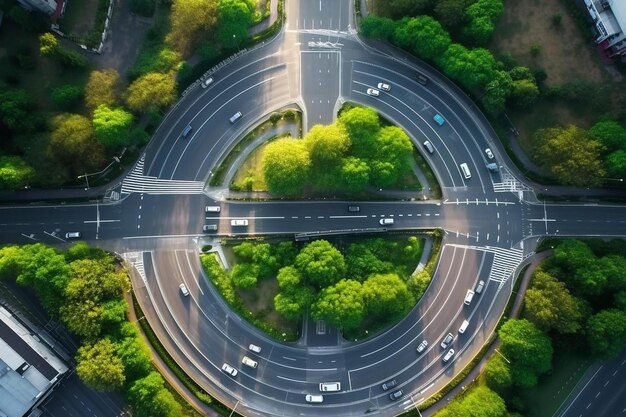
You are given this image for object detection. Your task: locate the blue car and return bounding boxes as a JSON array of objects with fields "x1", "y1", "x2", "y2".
[{"x1": 433, "y1": 113, "x2": 445, "y2": 126}]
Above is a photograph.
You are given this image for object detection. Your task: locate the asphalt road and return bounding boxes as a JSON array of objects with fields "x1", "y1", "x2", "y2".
[{"x1": 1, "y1": 0, "x2": 626, "y2": 415}]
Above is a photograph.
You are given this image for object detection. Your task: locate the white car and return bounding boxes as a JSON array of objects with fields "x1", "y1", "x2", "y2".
[
  {"x1": 248, "y1": 343, "x2": 262, "y2": 353},
  {"x1": 377, "y1": 82, "x2": 391, "y2": 91},
  {"x1": 241, "y1": 356, "x2": 258, "y2": 369},
  {"x1": 179, "y1": 283, "x2": 189, "y2": 297},
  {"x1": 201, "y1": 77, "x2": 214, "y2": 89},
  {"x1": 485, "y1": 148, "x2": 494, "y2": 159},
  {"x1": 379, "y1": 218, "x2": 394, "y2": 225},
  {"x1": 443, "y1": 349, "x2": 455, "y2": 362},
  {"x1": 416, "y1": 340, "x2": 428, "y2": 353},
  {"x1": 221, "y1": 363, "x2": 238, "y2": 377},
  {"x1": 319, "y1": 382, "x2": 341, "y2": 392},
  {"x1": 367, "y1": 88, "x2": 380, "y2": 97}
]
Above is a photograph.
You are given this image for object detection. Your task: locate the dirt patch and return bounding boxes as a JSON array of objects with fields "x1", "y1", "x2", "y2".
[
  {"x1": 232, "y1": 143, "x2": 269, "y2": 191},
  {"x1": 490, "y1": 0, "x2": 605, "y2": 86},
  {"x1": 237, "y1": 278, "x2": 298, "y2": 334}
]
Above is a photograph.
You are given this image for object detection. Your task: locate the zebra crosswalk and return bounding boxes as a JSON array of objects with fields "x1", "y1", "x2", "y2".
[
  {"x1": 453, "y1": 244, "x2": 525, "y2": 288},
  {"x1": 121, "y1": 155, "x2": 205, "y2": 195},
  {"x1": 492, "y1": 168, "x2": 532, "y2": 193},
  {"x1": 122, "y1": 252, "x2": 147, "y2": 284}
]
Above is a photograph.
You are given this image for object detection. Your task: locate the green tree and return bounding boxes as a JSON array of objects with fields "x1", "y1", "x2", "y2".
[
  {"x1": 435, "y1": 386, "x2": 507, "y2": 417},
  {"x1": 481, "y1": 70, "x2": 512, "y2": 114},
  {"x1": 441, "y1": 44, "x2": 497, "y2": 90},
  {"x1": 76, "y1": 339, "x2": 126, "y2": 391},
  {"x1": 532, "y1": 125, "x2": 605, "y2": 187},
  {"x1": 276, "y1": 266, "x2": 302, "y2": 290},
  {"x1": 312, "y1": 279, "x2": 365, "y2": 330},
  {"x1": 434, "y1": 0, "x2": 472, "y2": 29},
  {"x1": 370, "y1": 126, "x2": 413, "y2": 187},
  {"x1": 39, "y1": 32, "x2": 59, "y2": 56},
  {"x1": 359, "y1": 16, "x2": 396, "y2": 41},
  {"x1": 484, "y1": 355, "x2": 512, "y2": 394},
  {"x1": 305, "y1": 123, "x2": 350, "y2": 170},
  {"x1": 0, "y1": 156, "x2": 36, "y2": 190},
  {"x1": 128, "y1": 372, "x2": 181, "y2": 417},
  {"x1": 0, "y1": 88, "x2": 36, "y2": 132},
  {"x1": 498, "y1": 319, "x2": 553, "y2": 388},
  {"x1": 115, "y1": 323, "x2": 152, "y2": 380},
  {"x1": 39, "y1": 33, "x2": 88, "y2": 68},
  {"x1": 605, "y1": 150, "x2": 626, "y2": 178},
  {"x1": 166, "y1": 0, "x2": 218, "y2": 56},
  {"x1": 230, "y1": 263, "x2": 259, "y2": 288},
  {"x1": 295, "y1": 240, "x2": 345, "y2": 288},
  {"x1": 92, "y1": 105, "x2": 134, "y2": 148},
  {"x1": 588, "y1": 120, "x2": 626, "y2": 153},
  {"x1": 586, "y1": 309, "x2": 626, "y2": 358},
  {"x1": 85, "y1": 69, "x2": 121, "y2": 111},
  {"x1": 509, "y1": 79, "x2": 540, "y2": 108},
  {"x1": 340, "y1": 157, "x2": 370, "y2": 193},
  {"x1": 464, "y1": 0, "x2": 504, "y2": 44},
  {"x1": 0, "y1": 244, "x2": 70, "y2": 314},
  {"x1": 407, "y1": 269, "x2": 431, "y2": 299},
  {"x1": 262, "y1": 138, "x2": 310, "y2": 196},
  {"x1": 411, "y1": 16, "x2": 452, "y2": 61},
  {"x1": 49, "y1": 113, "x2": 107, "y2": 177},
  {"x1": 338, "y1": 106, "x2": 380, "y2": 158},
  {"x1": 524, "y1": 270, "x2": 587, "y2": 334},
  {"x1": 217, "y1": 0, "x2": 255, "y2": 49},
  {"x1": 126, "y1": 72, "x2": 177, "y2": 113},
  {"x1": 51, "y1": 85, "x2": 83, "y2": 110},
  {"x1": 377, "y1": 0, "x2": 433, "y2": 19},
  {"x1": 362, "y1": 273, "x2": 414, "y2": 320},
  {"x1": 274, "y1": 286, "x2": 315, "y2": 321}
]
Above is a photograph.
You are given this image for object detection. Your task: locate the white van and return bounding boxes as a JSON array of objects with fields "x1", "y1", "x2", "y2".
[
  {"x1": 231, "y1": 219, "x2": 248, "y2": 226},
  {"x1": 379, "y1": 218, "x2": 394, "y2": 225},
  {"x1": 205, "y1": 206, "x2": 221, "y2": 213},
  {"x1": 459, "y1": 319, "x2": 469, "y2": 334},
  {"x1": 319, "y1": 382, "x2": 341, "y2": 392},
  {"x1": 230, "y1": 111, "x2": 242, "y2": 124},
  {"x1": 241, "y1": 356, "x2": 258, "y2": 369},
  {"x1": 459, "y1": 163, "x2": 471, "y2": 179},
  {"x1": 464, "y1": 289, "x2": 475, "y2": 305},
  {"x1": 305, "y1": 394, "x2": 323, "y2": 403},
  {"x1": 65, "y1": 232, "x2": 81, "y2": 239}
]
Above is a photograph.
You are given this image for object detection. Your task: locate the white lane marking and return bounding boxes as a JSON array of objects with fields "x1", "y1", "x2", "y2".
[
  {"x1": 329, "y1": 215, "x2": 367, "y2": 219},
  {"x1": 277, "y1": 375, "x2": 306, "y2": 383},
  {"x1": 84, "y1": 219, "x2": 120, "y2": 223},
  {"x1": 282, "y1": 356, "x2": 296, "y2": 361}
]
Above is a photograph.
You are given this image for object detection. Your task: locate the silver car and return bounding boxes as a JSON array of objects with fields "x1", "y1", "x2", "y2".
[{"x1": 440, "y1": 333, "x2": 454, "y2": 349}]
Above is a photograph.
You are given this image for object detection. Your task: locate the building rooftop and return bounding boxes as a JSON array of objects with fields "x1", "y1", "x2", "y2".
[{"x1": 0, "y1": 306, "x2": 68, "y2": 417}]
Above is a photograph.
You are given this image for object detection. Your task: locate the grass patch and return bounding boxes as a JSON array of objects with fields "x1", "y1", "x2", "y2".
[
  {"x1": 413, "y1": 149, "x2": 441, "y2": 198},
  {"x1": 520, "y1": 349, "x2": 592, "y2": 417},
  {"x1": 231, "y1": 140, "x2": 273, "y2": 191}
]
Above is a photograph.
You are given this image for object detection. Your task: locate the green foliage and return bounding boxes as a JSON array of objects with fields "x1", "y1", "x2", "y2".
[
  {"x1": 51, "y1": 84, "x2": 84, "y2": 110},
  {"x1": 588, "y1": 120, "x2": 626, "y2": 154},
  {"x1": 0, "y1": 156, "x2": 35, "y2": 190},
  {"x1": 509, "y1": 79, "x2": 540, "y2": 109},
  {"x1": 523, "y1": 270, "x2": 587, "y2": 334},
  {"x1": 126, "y1": 72, "x2": 177, "y2": 113},
  {"x1": 339, "y1": 106, "x2": 379, "y2": 156},
  {"x1": 340, "y1": 157, "x2": 370, "y2": 192},
  {"x1": 305, "y1": 124, "x2": 350, "y2": 171},
  {"x1": 92, "y1": 105, "x2": 134, "y2": 148},
  {"x1": 586, "y1": 309, "x2": 626, "y2": 358},
  {"x1": 39, "y1": 33, "x2": 88, "y2": 68},
  {"x1": 312, "y1": 279, "x2": 365, "y2": 330},
  {"x1": 76, "y1": 339, "x2": 126, "y2": 391},
  {"x1": 435, "y1": 386, "x2": 507, "y2": 417},
  {"x1": 274, "y1": 286, "x2": 315, "y2": 321},
  {"x1": 129, "y1": 0, "x2": 156, "y2": 16},
  {"x1": 484, "y1": 355, "x2": 512, "y2": 394},
  {"x1": 370, "y1": 126, "x2": 413, "y2": 187},
  {"x1": 394, "y1": 16, "x2": 451, "y2": 62},
  {"x1": 605, "y1": 150, "x2": 626, "y2": 178},
  {"x1": 115, "y1": 322, "x2": 152, "y2": 381},
  {"x1": 262, "y1": 138, "x2": 311, "y2": 195},
  {"x1": 359, "y1": 15, "x2": 395, "y2": 41},
  {"x1": 48, "y1": 113, "x2": 107, "y2": 178},
  {"x1": 201, "y1": 253, "x2": 236, "y2": 304},
  {"x1": 481, "y1": 70, "x2": 512, "y2": 114},
  {"x1": 39, "y1": 32, "x2": 59, "y2": 56},
  {"x1": 128, "y1": 372, "x2": 181, "y2": 417},
  {"x1": 166, "y1": 0, "x2": 218, "y2": 56},
  {"x1": 129, "y1": 21, "x2": 182, "y2": 79},
  {"x1": 498, "y1": 319, "x2": 553, "y2": 388},
  {"x1": 464, "y1": 0, "x2": 504, "y2": 44},
  {"x1": 0, "y1": 244, "x2": 70, "y2": 314},
  {"x1": 85, "y1": 69, "x2": 121, "y2": 111},
  {"x1": 434, "y1": 0, "x2": 472, "y2": 29},
  {"x1": 407, "y1": 269, "x2": 431, "y2": 299},
  {"x1": 376, "y1": 0, "x2": 434, "y2": 19},
  {"x1": 8, "y1": 6, "x2": 49, "y2": 32},
  {"x1": 0, "y1": 88, "x2": 36, "y2": 132},
  {"x1": 230, "y1": 263, "x2": 259, "y2": 288},
  {"x1": 362, "y1": 273, "x2": 414, "y2": 320},
  {"x1": 441, "y1": 44, "x2": 497, "y2": 90},
  {"x1": 61, "y1": 258, "x2": 130, "y2": 340},
  {"x1": 530, "y1": 42, "x2": 542, "y2": 57},
  {"x1": 217, "y1": 0, "x2": 255, "y2": 49},
  {"x1": 295, "y1": 240, "x2": 346, "y2": 289},
  {"x1": 532, "y1": 125, "x2": 605, "y2": 187}
]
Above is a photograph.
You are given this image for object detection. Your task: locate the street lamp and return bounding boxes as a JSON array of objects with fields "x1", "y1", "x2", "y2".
[{"x1": 494, "y1": 348, "x2": 511, "y2": 364}]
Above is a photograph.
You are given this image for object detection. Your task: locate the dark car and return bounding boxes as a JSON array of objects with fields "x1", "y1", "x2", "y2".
[
  {"x1": 348, "y1": 206, "x2": 360, "y2": 212},
  {"x1": 381, "y1": 379, "x2": 397, "y2": 391},
  {"x1": 389, "y1": 389, "x2": 403, "y2": 401}
]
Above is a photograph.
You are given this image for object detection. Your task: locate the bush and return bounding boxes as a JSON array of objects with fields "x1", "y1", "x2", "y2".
[{"x1": 51, "y1": 85, "x2": 84, "y2": 110}]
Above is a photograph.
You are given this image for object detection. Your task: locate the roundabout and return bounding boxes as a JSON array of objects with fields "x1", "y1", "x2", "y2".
[{"x1": 2, "y1": 0, "x2": 626, "y2": 416}]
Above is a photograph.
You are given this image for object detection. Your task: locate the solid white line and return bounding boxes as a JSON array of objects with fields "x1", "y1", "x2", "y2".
[
  {"x1": 84, "y1": 219, "x2": 120, "y2": 223},
  {"x1": 277, "y1": 375, "x2": 305, "y2": 383},
  {"x1": 329, "y1": 215, "x2": 367, "y2": 218},
  {"x1": 556, "y1": 365, "x2": 603, "y2": 417}
]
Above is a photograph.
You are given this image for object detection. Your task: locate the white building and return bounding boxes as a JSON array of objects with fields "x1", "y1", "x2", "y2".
[
  {"x1": 0, "y1": 306, "x2": 68, "y2": 417},
  {"x1": 585, "y1": 0, "x2": 626, "y2": 57},
  {"x1": 16, "y1": 0, "x2": 58, "y2": 16}
]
